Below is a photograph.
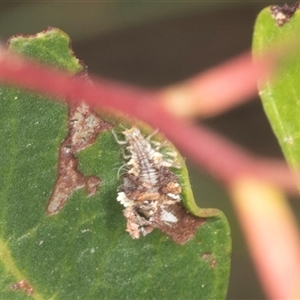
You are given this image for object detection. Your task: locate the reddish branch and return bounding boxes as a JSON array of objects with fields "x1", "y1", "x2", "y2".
[
  {"x1": 0, "y1": 48, "x2": 295, "y2": 193},
  {"x1": 161, "y1": 51, "x2": 272, "y2": 118}
]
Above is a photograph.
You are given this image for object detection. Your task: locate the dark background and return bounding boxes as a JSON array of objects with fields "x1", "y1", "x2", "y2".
[{"x1": 0, "y1": 1, "x2": 293, "y2": 299}]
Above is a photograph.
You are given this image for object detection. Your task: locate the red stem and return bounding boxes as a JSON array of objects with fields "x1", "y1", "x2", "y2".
[
  {"x1": 0, "y1": 49, "x2": 295, "y2": 192},
  {"x1": 161, "y1": 51, "x2": 272, "y2": 118}
]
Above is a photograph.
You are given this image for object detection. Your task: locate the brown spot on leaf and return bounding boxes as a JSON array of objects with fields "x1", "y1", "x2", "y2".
[
  {"x1": 85, "y1": 176, "x2": 101, "y2": 197},
  {"x1": 201, "y1": 253, "x2": 212, "y2": 260},
  {"x1": 201, "y1": 253, "x2": 217, "y2": 268},
  {"x1": 152, "y1": 203, "x2": 205, "y2": 245},
  {"x1": 47, "y1": 83, "x2": 112, "y2": 215},
  {"x1": 270, "y1": 2, "x2": 300, "y2": 26},
  {"x1": 210, "y1": 259, "x2": 217, "y2": 268},
  {"x1": 10, "y1": 280, "x2": 33, "y2": 296}
]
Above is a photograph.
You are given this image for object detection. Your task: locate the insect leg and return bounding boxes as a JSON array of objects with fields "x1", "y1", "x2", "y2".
[{"x1": 112, "y1": 129, "x2": 127, "y2": 145}]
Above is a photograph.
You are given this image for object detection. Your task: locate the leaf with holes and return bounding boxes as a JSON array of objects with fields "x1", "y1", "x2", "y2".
[{"x1": 0, "y1": 28, "x2": 231, "y2": 299}]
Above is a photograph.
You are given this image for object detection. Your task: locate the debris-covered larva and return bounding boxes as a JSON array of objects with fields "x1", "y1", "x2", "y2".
[{"x1": 113, "y1": 126, "x2": 182, "y2": 238}]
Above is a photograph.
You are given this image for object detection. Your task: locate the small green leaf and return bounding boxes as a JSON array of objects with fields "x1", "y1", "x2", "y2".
[
  {"x1": 0, "y1": 28, "x2": 230, "y2": 299},
  {"x1": 253, "y1": 8, "x2": 300, "y2": 177}
]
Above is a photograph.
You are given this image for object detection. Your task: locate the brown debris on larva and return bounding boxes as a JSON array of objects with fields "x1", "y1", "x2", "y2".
[
  {"x1": 113, "y1": 126, "x2": 196, "y2": 241},
  {"x1": 46, "y1": 100, "x2": 112, "y2": 215}
]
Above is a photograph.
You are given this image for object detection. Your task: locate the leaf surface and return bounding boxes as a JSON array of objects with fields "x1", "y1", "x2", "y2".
[
  {"x1": 253, "y1": 7, "x2": 300, "y2": 181},
  {"x1": 0, "y1": 28, "x2": 230, "y2": 299}
]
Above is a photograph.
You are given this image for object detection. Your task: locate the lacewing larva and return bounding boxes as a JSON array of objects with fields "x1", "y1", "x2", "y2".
[{"x1": 113, "y1": 126, "x2": 182, "y2": 238}]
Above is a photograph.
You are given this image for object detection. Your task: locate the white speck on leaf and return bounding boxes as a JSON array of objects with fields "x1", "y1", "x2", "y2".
[{"x1": 284, "y1": 136, "x2": 293, "y2": 144}]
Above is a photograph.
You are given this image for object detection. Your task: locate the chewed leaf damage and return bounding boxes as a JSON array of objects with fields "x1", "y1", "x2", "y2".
[
  {"x1": 47, "y1": 97, "x2": 112, "y2": 215},
  {"x1": 270, "y1": 2, "x2": 300, "y2": 26}
]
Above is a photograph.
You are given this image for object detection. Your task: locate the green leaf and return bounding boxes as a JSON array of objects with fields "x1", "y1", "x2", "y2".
[
  {"x1": 253, "y1": 8, "x2": 300, "y2": 177},
  {"x1": 0, "y1": 28, "x2": 230, "y2": 299}
]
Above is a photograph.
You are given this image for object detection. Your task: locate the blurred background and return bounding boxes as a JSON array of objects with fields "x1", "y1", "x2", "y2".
[{"x1": 0, "y1": 1, "x2": 294, "y2": 299}]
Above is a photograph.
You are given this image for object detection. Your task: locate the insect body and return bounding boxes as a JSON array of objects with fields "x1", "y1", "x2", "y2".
[{"x1": 113, "y1": 126, "x2": 182, "y2": 238}]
